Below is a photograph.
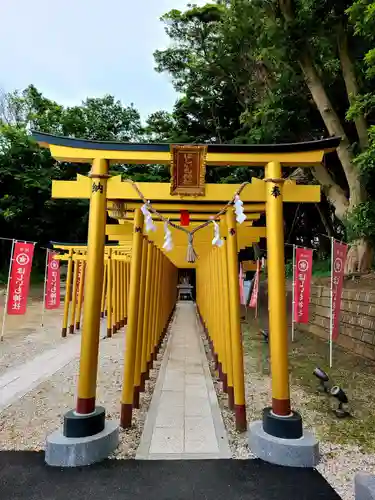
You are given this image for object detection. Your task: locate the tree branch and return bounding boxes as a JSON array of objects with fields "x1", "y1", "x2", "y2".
[
  {"x1": 278, "y1": 0, "x2": 295, "y2": 22},
  {"x1": 315, "y1": 202, "x2": 334, "y2": 238},
  {"x1": 337, "y1": 22, "x2": 369, "y2": 150},
  {"x1": 278, "y1": 0, "x2": 368, "y2": 211},
  {"x1": 311, "y1": 164, "x2": 349, "y2": 219}
]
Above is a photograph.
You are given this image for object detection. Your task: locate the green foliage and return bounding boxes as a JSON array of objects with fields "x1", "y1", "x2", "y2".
[
  {"x1": 353, "y1": 125, "x2": 375, "y2": 180},
  {"x1": 151, "y1": 0, "x2": 375, "y2": 254},
  {"x1": 285, "y1": 261, "x2": 294, "y2": 278},
  {"x1": 345, "y1": 200, "x2": 375, "y2": 242},
  {"x1": 285, "y1": 258, "x2": 331, "y2": 278},
  {"x1": 311, "y1": 259, "x2": 332, "y2": 277},
  {"x1": 61, "y1": 95, "x2": 142, "y2": 141},
  {"x1": 346, "y1": 93, "x2": 375, "y2": 120},
  {"x1": 0, "y1": 85, "x2": 145, "y2": 273},
  {"x1": 346, "y1": 1, "x2": 375, "y2": 122}
]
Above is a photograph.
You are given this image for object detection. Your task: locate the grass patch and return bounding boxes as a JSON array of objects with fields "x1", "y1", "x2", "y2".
[
  {"x1": 242, "y1": 313, "x2": 375, "y2": 453},
  {"x1": 290, "y1": 328, "x2": 375, "y2": 451}
]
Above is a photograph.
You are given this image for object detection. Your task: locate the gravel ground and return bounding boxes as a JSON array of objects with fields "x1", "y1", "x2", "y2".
[
  {"x1": 0, "y1": 288, "x2": 67, "y2": 376},
  {"x1": 201, "y1": 320, "x2": 375, "y2": 500},
  {"x1": 2, "y1": 297, "x2": 374, "y2": 499},
  {"x1": 0, "y1": 322, "x2": 171, "y2": 459},
  {"x1": 0, "y1": 309, "x2": 64, "y2": 377}
]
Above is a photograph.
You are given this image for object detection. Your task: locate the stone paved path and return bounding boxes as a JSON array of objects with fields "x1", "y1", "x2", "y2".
[
  {"x1": 136, "y1": 301, "x2": 231, "y2": 459},
  {"x1": 0, "y1": 320, "x2": 113, "y2": 415},
  {"x1": 0, "y1": 333, "x2": 82, "y2": 413}
]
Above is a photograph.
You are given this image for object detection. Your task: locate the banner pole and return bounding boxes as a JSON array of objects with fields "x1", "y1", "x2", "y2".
[
  {"x1": 291, "y1": 244, "x2": 296, "y2": 341},
  {"x1": 1, "y1": 239, "x2": 16, "y2": 341},
  {"x1": 255, "y1": 261, "x2": 260, "y2": 319},
  {"x1": 329, "y1": 237, "x2": 334, "y2": 368},
  {"x1": 41, "y1": 249, "x2": 49, "y2": 327}
]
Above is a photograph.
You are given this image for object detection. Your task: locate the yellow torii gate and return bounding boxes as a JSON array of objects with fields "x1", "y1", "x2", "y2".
[
  {"x1": 31, "y1": 130, "x2": 340, "y2": 468},
  {"x1": 52, "y1": 244, "x2": 131, "y2": 336}
]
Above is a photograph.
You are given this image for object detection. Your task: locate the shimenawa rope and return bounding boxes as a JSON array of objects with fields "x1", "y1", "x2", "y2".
[{"x1": 124, "y1": 179, "x2": 250, "y2": 262}]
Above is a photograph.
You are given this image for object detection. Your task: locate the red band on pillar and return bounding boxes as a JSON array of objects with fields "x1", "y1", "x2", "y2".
[
  {"x1": 272, "y1": 398, "x2": 291, "y2": 416},
  {"x1": 140, "y1": 372, "x2": 146, "y2": 392},
  {"x1": 227, "y1": 386, "x2": 234, "y2": 410},
  {"x1": 214, "y1": 353, "x2": 219, "y2": 370},
  {"x1": 222, "y1": 372, "x2": 228, "y2": 393},
  {"x1": 76, "y1": 397, "x2": 95, "y2": 414},
  {"x1": 234, "y1": 404, "x2": 247, "y2": 432},
  {"x1": 120, "y1": 403, "x2": 133, "y2": 429},
  {"x1": 133, "y1": 386, "x2": 140, "y2": 409}
]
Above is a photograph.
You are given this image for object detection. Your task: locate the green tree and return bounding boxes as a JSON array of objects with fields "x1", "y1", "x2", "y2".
[
  {"x1": 0, "y1": 86, "x2": 144, "y2": 273},
  {"x1": 62, "y1": 95, "x2": 142, "y2": 141},
  {"x1": 153, "y1": 1, "x2": 375, "y2": 270},
  {"x1": 150, "y1": 3, "x2": 336, "y2": 250}
]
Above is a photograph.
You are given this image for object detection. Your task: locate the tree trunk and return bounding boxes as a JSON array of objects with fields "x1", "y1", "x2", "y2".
[
  {"x1": 299, "y1": 51, "x2": 362, "y2": 196},
  {"x1": 278, "y1": 0, "x2": 372, "y2": 271},
  {"x1": 345, "y1": 239, "x2": 374, "y2": 273},
  {"x1": 299, "y1": 53, "x2": 372, "y2": 271},
  {"x1": 315, "y1": 203, "x2": 334, "y2": 238},
  {"x1": 337, "y1": 24, "x2": 369, "y2": 150},
  {"x1": 278, "y1": 0, "x2": 365, "y2": 206},
  {"x1": 311, "y1": 163, "x2": 349, "y2": 219}
]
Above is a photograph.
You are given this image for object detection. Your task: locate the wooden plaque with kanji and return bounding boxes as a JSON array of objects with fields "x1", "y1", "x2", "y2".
[{"x1": 170, "y1": 145, "x2": 207, "y2": 196}]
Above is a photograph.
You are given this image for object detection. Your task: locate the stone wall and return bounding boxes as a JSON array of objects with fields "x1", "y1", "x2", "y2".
[{"x1": 297, "y1": 285, "x2": 375, "y2": 361}]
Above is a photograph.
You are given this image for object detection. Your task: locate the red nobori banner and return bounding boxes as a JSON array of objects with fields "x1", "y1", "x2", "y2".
[
  {"x1": 7, "y1": 242, "x2": 35, "y2": 315},
  {"x1": 45, "y1": 252, "x2": 61, "y2": 310},
  {"x1": 249, "y1": 260, "x2": 260, "y2": 309},
  {"x1": 294, "y1": 248, "x2": 313, "y2": 324},
  {"x1": 331, "y1": 240, "x2": 348, "y2": 341},
  {"x1": 239, "y1": 264, "x2": 245, "y2": 305}
]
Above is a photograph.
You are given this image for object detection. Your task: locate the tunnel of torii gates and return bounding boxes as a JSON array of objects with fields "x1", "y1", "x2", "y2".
[{"x1": 32, "y1": 131, "x2": 340, "y2": 444}]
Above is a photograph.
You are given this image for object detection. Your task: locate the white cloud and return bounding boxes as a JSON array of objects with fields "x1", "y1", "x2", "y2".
[{"x1": 0, "y1": 0, "x2": 208, "y2": 120}]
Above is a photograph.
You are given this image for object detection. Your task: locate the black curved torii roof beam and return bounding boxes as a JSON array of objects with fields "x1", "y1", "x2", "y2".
[{"x1": 31, "y1": 130, "x2": 341, "y2": 167}]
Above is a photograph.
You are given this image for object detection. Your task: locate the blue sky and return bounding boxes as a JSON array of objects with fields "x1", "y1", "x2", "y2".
[{"x1": 0, "y1": 1, "x2": 206, "y2": 120}]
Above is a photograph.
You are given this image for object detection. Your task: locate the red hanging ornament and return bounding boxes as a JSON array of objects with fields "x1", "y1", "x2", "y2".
[{"x1": 180, "y1": 210, "x2": 190, "y2": 226}]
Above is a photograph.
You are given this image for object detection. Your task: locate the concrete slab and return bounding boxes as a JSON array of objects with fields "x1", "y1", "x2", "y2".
[
  {"x1": 0, "y1": 335, "x2": 82, "y2": 413},
  {"x1": 149, "y1": 427, "x2": 184, "y2": 454}
]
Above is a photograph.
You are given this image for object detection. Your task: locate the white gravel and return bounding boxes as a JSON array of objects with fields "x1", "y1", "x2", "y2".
[
  {"x1": 0, "y1": 296, "x2": 66, "y2": 376},
  {"x1": 0, "y1": 324, "x2": 170, "y2": 459}
]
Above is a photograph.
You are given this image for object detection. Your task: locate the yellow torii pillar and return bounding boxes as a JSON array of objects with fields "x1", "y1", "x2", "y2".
[{"x1": 45, "y1": 158, "x2": 119, "y2": 467}]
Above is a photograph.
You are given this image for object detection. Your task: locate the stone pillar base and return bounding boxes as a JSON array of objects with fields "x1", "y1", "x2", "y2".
[
  {"x1": 355, "y1": 473, "x2": 375, "y2": 500},
  {"x1": 249, "y1": 420, "x2": 319, "y2": 468},
  {"x1": 45, "y1": 421, "x2": 119, "y2": 467}
]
